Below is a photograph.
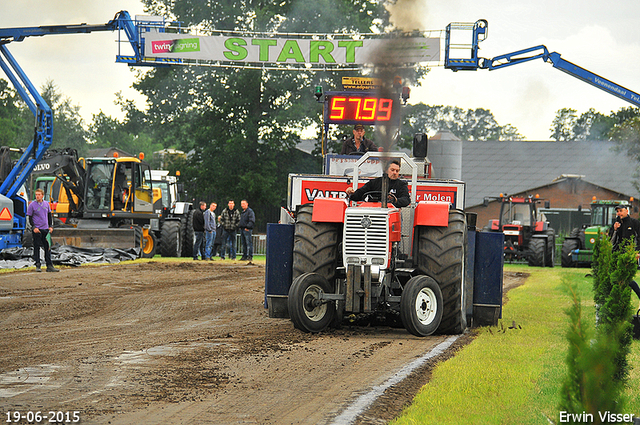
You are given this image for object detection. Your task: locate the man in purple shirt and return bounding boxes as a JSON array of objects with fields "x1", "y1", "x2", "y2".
[{"x1": 26, "y1": 188, "x2": 59, "y2": 272}]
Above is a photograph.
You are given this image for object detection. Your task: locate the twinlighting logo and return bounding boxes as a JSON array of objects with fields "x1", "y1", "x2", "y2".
[{"x1": 152, "y1": 38, "x2": 200, "y2": 54}]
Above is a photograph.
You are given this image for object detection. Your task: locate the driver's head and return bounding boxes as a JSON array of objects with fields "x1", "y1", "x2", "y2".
[
  {"x1": 353, "y1": 124, "x2": 365, "y2": 141},
  {"x1": 387, "y1": 160, "x2": 401, "y2": 180}
]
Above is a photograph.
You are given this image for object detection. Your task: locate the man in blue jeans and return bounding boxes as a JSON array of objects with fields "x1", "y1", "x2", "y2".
[
  {"x1": 27, "y1": 188, "x2": 59, "y2": 272},
  {"x1": 192, "y1": 201, "x2": 206, "y2": 260},
  {"x1": 239, "y1": 199, "x2": 255, "y2": 261},
  {"x1": 204, "y1": 202, "x2": 217, "y2": 260},
  {"x1": 219, "y1": 199, "x2": 240, "y2": 260}
]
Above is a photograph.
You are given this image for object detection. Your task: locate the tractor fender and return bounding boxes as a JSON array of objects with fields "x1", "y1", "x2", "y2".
[
  {"x1": 414, "y1": 201, "x2": 450, "y2": 227},
  {"x1": 311, "y1": 198, "x2": 348, "y2": 223},
  {"x1": 532, "y1": 234, "x2": 549, "y2": 239},
  {"x1": 534, "y1": 221, "x2": 548, "y2": 232}
]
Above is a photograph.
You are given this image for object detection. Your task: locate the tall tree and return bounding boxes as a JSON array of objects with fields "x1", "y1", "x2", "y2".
[
  {"x1": 550, "y1": 106, "x2": 639, "y2": 141},
  {"x1": 398, "y1": 103, "x2": 523, "y2": 146},
  {"x1": 39, "y1": 81, "x2": 89, "y2": 154},
  {"x1": 550, "y1": 108, "x2": 577, "y2": 141},
  {"x1": 610, "y1": 115, "x2": 640, "y2": 190},
  {"x1": 136, "y1": 0, "x2": 427, "y2": 227},
  {"x1": 0, "y1": 78, "x2": 31, "y2": 148},
  {"x1": 573, "y1": 108, "x2": 615, "y2": 141}
]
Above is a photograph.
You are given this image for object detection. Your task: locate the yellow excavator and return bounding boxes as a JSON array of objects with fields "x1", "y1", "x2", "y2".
[{"x1": 32, "y1": 149, "x2": 162, "y2": 258}]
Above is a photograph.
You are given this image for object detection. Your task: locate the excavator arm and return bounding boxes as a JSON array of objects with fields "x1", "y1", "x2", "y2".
[{"x1": 0, "y1": 11, "x2": 176, "y2": 249}]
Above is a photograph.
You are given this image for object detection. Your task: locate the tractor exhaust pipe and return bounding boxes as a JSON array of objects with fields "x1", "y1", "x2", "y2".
[{"x1": 381, "y1": 171, "x2": 389, "y2": 208}]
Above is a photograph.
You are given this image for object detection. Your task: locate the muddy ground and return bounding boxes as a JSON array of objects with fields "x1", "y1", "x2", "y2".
[{"x1": 0, "y1": 261, "x2": 526, "y2": 424}]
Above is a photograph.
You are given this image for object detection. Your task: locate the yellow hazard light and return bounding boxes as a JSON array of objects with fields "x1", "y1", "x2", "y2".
[{"x1": 0, "y1": 207, "x2": 12, "y2": 220}]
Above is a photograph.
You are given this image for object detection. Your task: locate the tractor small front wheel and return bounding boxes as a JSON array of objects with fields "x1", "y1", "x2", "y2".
[
  {"x1": 288, "y1": 273, "x2": 336, "y2": 333},
  {"x1": 400, "y1": 275, "x2": 443, "y2": 337}
]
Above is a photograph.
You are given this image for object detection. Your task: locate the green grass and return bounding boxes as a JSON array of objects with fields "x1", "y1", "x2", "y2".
[{"x1": 391, "y1": 265, "x2": 640, "y2": 425}]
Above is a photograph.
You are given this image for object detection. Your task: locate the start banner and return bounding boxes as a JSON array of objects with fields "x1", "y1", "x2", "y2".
[{"x1": 144, "y1": 32, "x2": 440, "y2": 67}]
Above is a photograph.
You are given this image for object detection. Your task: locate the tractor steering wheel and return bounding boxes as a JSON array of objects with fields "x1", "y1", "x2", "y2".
[{"x1": 361, "y1": 191, "x2": 398, "y2": 205}]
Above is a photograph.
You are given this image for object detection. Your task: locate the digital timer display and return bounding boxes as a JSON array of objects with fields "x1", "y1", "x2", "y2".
[{"x1": 324, "y1": 94, "x2": 395, "y2": 125}]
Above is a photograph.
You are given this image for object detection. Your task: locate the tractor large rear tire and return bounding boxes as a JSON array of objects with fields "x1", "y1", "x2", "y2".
[
  {"x1": 416, "y1": 209, "x2": 466, "y2": 335},
  {"x1": 292, "y1": 204, "x2": 341, "y2": 328},
  {"x1": 400, "y1": 275, "x2": 443, "y2": 337},
  {"x1": 288, "y1": 273, "x2": 336, "y2": 333},
  {"x1": 561, "y1": 238, "x2": 579, "y2": 268},
  {"x1": 544, "y1": 228, "x2": 555, "y2": 267},
  {"x1": 292, "y1": 204, "x2": 341, "y2": 283},
  {"x1": 569, "y1": 227, "x2": 585, "y2": 248},
  {"x1": 528, "y1": 238, "x2": 545, "y2": 267},
  {"x1": 160, "y1": 220, "x2": 182, "y2": 257},
  {"x1": 181, "y1": 210, "x2": 195, "y2": 258}
]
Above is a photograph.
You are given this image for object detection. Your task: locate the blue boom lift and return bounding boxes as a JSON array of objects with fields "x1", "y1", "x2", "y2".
[
  {"x1": 0, "y1": 11, "x2": 180, "y2": 250},
  {"x1": 444, "y1": 19, "x2": 640, "y2": 107}
]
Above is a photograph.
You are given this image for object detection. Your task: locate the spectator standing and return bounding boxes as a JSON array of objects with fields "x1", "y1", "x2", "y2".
[
  {"x1": 219, "y1": 200, "x2": 241, "y2": 260},
  {"x1": 27, "y1": 188, "x2": 59, "y2": 272},
  {"x1": 211, "y1": 221, "x2": 224, "y2": 258},
  {"x1": 239, "y1": 199, "x2": 256, "y2": 261},
  {"x1": 340, "y1": 124, "x2": 378, "y2": 155},
  {"x1": 192, "y1": 201, "x2": 206, "y2": 260},
  {"x1": 204, "y1": 202, "x2": 217, "y2": 260},
  {"x1": 609, "y1": 204, "x2": 640, "y2": 303}
]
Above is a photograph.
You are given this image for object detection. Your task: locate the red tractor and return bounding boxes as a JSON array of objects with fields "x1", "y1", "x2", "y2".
[
  {"x1": 484, "y1": 194, "x2": 555, "y2": 267},
  {"x1": 286, "y1": 152, "x2": 472, "y2": 336}
]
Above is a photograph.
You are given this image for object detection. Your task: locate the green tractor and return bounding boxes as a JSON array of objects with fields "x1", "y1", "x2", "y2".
[{"x1": 561, "y1": 199, "x2": 632, "y2": 267}]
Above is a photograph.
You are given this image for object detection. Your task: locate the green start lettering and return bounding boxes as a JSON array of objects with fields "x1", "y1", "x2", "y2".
[
  {"x1": 224, "y1": 37, "x2": 364, "y2": 64},
  {"x1": 224, "y1": 38, "x2": 248, "y2": 60},
  {"x1": 338, "y1": 40, "x2": 363, "y2": 63},
  {"x1": 277, "y1": 40, "x2": 305, "y2": 63},
  {"x1": 251, "y1": 39, "x2": 278, "y2": 61},
  {"x1": 309, "y1": 40, "x2": 336, "y2": 63}
]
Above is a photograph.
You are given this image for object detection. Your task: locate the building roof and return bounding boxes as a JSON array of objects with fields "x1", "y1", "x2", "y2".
[{"x1": 461, "y1": 140, "x2": 639, "y2": 207}]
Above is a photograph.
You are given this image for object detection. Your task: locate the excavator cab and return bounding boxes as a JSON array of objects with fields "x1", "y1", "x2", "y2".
[{"x1": 84, "y1": 158, "x2": 154, "y2": 214}]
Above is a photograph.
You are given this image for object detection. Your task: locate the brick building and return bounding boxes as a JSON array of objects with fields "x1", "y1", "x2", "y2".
[
  {"x1": 437, "y1": 138, "x2": 640, "y2": 230},
  {"x1": 467, "y1": 175, "x2": 638, "y2": 232}
]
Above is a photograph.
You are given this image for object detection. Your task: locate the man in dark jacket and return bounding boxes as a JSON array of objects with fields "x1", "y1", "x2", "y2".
[
  {"x1": 239, "y1": 199, "x2": 256, "y2": 261},
  {"x1": 340, "y1": 124, "x2": 379, "y2": 155},
  {"x1": 219, "y1": 200, "x2": 241, "y2": 260},
  {"x1": 345, "y1": 160, "x2": 410, "y2": 208},
  {"x1": 192, "y1": 201, "x2": 206, "y2": 260},
  {"x1": 610, "y1": 204, "x2": 640, "y2": 251},
  {"x1": 609, "y1": 204, "x2": 640, "y2": 302}
]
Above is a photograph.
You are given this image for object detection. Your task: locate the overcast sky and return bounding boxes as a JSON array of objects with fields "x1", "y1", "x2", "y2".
[{"x1": 2, "y1": 0, "x2": 639, "y2": 141}]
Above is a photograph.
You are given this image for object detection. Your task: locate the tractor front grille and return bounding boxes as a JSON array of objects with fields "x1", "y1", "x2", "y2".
[{"x1": 343, "y1": 208, "x2": 389, "y2": 264}]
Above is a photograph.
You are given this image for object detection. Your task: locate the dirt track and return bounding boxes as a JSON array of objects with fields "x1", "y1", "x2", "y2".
[{"x1": 0, "y1": 261, "x2": 524, "y2": 424}]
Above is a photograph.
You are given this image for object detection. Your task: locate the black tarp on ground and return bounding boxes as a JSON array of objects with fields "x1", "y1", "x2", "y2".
[{"x1": 0, "y1": 245, "x2": 140, "y2": 269}]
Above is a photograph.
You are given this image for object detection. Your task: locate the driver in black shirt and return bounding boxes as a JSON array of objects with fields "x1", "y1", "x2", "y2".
[{"x1": 345, "y1": 160, "x2": 410, "y2": 207}]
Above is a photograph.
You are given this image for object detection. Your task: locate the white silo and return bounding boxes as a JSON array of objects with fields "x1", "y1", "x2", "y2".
[{"x1": 428, "y1": 130, "x2": 462, "y2": 180}]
